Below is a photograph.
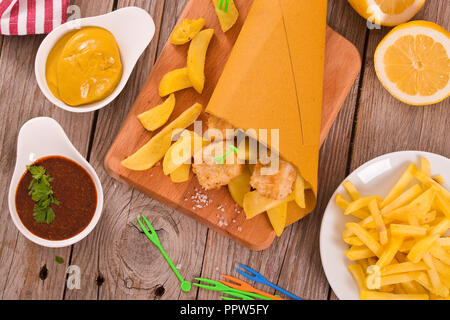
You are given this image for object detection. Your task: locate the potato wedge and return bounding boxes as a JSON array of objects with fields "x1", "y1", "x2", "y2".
[
  {"x1": 170, "y1": 18, "x2": 205, "y2": 45},
  {"x1": 170, "y1": 164, "x2": 191, "y2": 183},
  {"x1": 212, "y1": 0, "x2": 239, "y2": 32},
  {"x1": 121, "y1": 103, "x2": 202, "y2": 171},
  {"x1": 187, "y1": 29, "x2": 214, "y2": 94},
  {"x1": 138, "y1": 94, "x2": 176, "y2": 131},
  {"x1": 163, "y1": 130, "x2": 208, "y2": 175},
  {"x1": 243, "y1": 191, "x2": 294, "y2": 219},
  {"x1": 159, "y1": 68, "x2": 192, "y2": 97},
  {"x1": 267, "y1": 202, "x2": 288, "y2": 237},
  {"x1": 228, "y1": 167, "x2": 251, "y2": 208},
  {"x1": 294, "y1": 174, "x2": 306, "y2": 208}
]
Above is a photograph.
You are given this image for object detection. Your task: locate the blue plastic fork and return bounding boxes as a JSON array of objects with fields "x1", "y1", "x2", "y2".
[{"x1": 235, "y1": 264, "x2": 303, "y2": 300}]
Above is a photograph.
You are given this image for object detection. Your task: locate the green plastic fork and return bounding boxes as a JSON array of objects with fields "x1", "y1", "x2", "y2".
[
  {"x1": 137, "y1": 215, "x2": 191, "y2": 293},
  {"x1": 194, "y1": 278, "x2": 274, "y2": 300}
]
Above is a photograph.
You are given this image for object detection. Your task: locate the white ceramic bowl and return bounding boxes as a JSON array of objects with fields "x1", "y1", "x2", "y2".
[
  {"x1": 8, "y1": 117, "x2": 104, "y2": 248},
  {"x1": 320, "y1": 151, "x2": 450, "y2": 300},
  {"x1": 35, "y1": 6, "x2": 155, "y2": 113}
]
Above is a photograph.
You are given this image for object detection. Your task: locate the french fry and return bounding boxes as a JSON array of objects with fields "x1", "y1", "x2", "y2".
[
  {"x1": 420, "y1": 157, "x2": 431, "y2": 177},
  {"x1": 346, "y1": 223, "x2": 382, "y2": 257},
  {"x1": 381, "y1": 262, "x2": 428, "y2": 276},
  {"x1": 366, "y1": 265, "x2": 381, "y2": 289},
  {"x1": 357, "y1": 259, "x2": 370, "y2": 272},
  {"x1": 433, "y1": 175, "x2": 444, "y2": 185},
  {"x1": 347, "y1": 264, "x2": 367, "y2": 293},
  {"x1": 435, "y1": 193, "x2": 450, "y2": 219},
  {"x1": 380, "y1": 272, "x2": 417, "y2": 286},
  {"x1": 432, "y1": 257, "x2": 450, "y2": 288},
  {"x1": 407, "y1": 234, "x2": 440, "y2": 263},
  {"x1": 429, "y1": 218, "x2": 450, "y2": 236},
  {"x1": 369, "y1": 199, "x2": 388, "y2": 245},
  {"x1": 436, "y1": 237, "x2": 450, "y2": 249},
  {"x1": 345, "y1": 246, "x2": 376, "y2": 261},
  {"x1": 415, "y1": 169, "x2": 450, "y2": 201},
  {"x1": 336, "y1": 194, "x2": 370, "y2": 219},
  {"x1": 344, "y1": 236, "x2": 364, "y2": 246},
  {"x1": 390, "y1": 224, "x2": 427, "y2": 237},
  {"x1": 343, "y1": 181, "x2": 361, "y2": 201},
  {"x1": 381, "y1": 163, "x2": 416, "y2": 208},
  {"x1": 399, "y1": 239, "x2": 416, "y2": 253},
  {"x1": 380, "y1": 184, "x2": 423, "y2": 215},
  {"x1": 408, "y1": 188, "x2": 436, "y2": 214},
  {"x1": 376, "y1": 236, "x2": 404, "y2": 268},
  {"x1": 429, "y1": 245, "x2": 450, "y2": 265},
  {"x1": 423, "y1": 253, "x2": 449, "y2": 297},
  {"x1": 344, "y1": 196, "x2": 382, "y2": 216},
  {"x1": 410, "y1": 271, "x2": 433, "y2": 292},
  {"x1": 400, "y1": 281, "x2": 428, "y2": 294},
  {"x1": 420, "y1": 210, "x2": 437, "y2": 224},
  {"x1": 360, "y1": 290, "x2": 428, "y2": 300}
]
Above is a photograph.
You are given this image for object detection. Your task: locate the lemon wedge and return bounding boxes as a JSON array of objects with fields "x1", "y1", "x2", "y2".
[
  {"x1": 374, "y1": 20, "x2": 450, "y2": 105},
  {"x1": 348, "y1": 0, "x2": 426, "y2": 26}
]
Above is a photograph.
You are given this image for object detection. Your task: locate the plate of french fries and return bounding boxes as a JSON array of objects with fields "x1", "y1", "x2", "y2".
[{"x1": 320, "y1": 151, "x2": 450, "y2": 300}]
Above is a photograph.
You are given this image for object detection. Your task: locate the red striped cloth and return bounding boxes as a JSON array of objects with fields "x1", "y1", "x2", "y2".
[{"x1": 0, "y1": 0, "x2": 69, "y2": 35}]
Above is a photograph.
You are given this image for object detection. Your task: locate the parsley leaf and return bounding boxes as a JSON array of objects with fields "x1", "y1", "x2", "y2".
[{"x1": 27, "y1": 166, "x2": 59, "y2": 224}]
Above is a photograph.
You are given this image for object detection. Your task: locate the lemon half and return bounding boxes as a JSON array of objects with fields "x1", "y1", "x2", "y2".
[
  {"x1": 348, "y1": 0, "x2": 426, "y2": 26},
  {"x1": 374, "y1": 21, "x2": 450, "y2": 106}
]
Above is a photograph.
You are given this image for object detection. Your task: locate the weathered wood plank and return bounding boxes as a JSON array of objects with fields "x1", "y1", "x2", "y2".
[
  {"x1": 330, "y1": 0, "x2": 449, "y2": 300},
  {"x1": 198, "y1": 0, "x2": 367, "y2": 300},
  {"x1": 0, "y1": 0, "x2": 112, "y2": 300},
  {"x1": 350, "y1": 0, "x2": 450, "y2": 171},
  {"x1": 64, "y1": 0, "x2": 208, "y2": 300}
]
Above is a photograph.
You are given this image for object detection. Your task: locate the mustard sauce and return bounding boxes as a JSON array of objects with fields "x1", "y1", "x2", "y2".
[{"x1": 46, "y1": 27, "x2": 123, "y2": 107}]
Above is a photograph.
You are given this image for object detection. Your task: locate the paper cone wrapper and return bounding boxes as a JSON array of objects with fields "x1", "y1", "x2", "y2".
[{"x1": 206, "y1": 0, "x2": 327, "y2": 223}]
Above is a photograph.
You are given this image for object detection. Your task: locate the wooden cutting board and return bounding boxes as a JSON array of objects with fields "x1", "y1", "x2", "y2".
[{"x1": 105, "y1": 0, "x2": 361, "y2": 250}]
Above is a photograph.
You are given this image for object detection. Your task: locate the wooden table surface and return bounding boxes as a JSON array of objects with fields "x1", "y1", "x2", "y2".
[{"x1": 0, "y1": 0, "x2": 448, "y2": 300}]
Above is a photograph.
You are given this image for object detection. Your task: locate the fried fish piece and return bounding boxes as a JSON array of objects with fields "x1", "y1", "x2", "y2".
[
  {"x1": 250, "y1": 159, "x2": 296, "y2": 200},
  {"x1": 206, "y1": 115, "x2": 235, "y2": 140},
  {"x1": 192, "y1": 142, "x2": 244, "y2": 190}
]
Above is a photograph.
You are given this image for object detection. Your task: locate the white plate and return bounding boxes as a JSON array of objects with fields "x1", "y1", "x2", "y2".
[{"x1": 319, "y1": 151, "x2": 450, "y2": 300}]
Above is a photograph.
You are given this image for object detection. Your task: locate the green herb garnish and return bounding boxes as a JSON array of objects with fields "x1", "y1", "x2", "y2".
[
  {"x1": 27, "y1": 165, "x2": 60, "y2": 224},
  {"x1": 55, "y1": 256, "x2": 64, "y2": 264}
]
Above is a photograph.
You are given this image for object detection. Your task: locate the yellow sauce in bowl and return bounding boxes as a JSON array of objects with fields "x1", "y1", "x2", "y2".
[{"x1": 46, "y1": 27, "x2": 123, "y2": 107}]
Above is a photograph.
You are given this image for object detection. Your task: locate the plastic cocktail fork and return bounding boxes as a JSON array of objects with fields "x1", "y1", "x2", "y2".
[{"x1": 137, "y1": 215, "x2": 191, "y2": 292}]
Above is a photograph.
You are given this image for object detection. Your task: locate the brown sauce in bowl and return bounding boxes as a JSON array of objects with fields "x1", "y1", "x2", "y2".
[{"x1": 15, "y1": 156, "x2": 97, "y2": 241}]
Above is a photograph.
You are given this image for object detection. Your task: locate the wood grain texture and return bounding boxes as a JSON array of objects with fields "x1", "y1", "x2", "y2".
[
  {"x1": 198, "y1": 0, "x2": 369, "y2": 301},
  {"x1": 329, "y1": 0, "x2": 449, "y2": 300},
  {"x1": 350, "y1": 0, "x2": 450, "y2": 173},
  {"x1": 105, "y1": 0, "x2": 361, "y2": 251},
  {"x1": 0, "y1": 0, "x2": 113, "y2": 300}
]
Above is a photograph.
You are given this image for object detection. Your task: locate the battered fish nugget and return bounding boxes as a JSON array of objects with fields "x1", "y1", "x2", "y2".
[
  {"x1": 250, "y1": 159, "x2": 296, "y2": 200},
  {"x1": 206, "y1": 115, "x2": 236, "y2": 140},
  {"x1": 193, "y1": 142, "x2": 244, "y2": 190}
]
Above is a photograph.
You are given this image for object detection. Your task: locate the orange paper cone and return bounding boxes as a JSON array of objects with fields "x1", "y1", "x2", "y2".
[{"x1": 206, "y1": 0, "x2": 327, "y2": 223}]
